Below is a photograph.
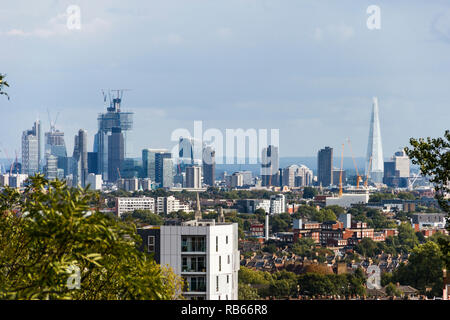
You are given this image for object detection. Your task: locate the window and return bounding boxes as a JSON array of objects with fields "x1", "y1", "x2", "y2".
[
  {"x1": 219, "y1": 256, "x2": 221, "y2": 272},
  {"x1": 216, "y1": 276, "x2": 219, "y2": 292},
  {"x1": 226, "y1": 235, "x2": 228, "y2": 244},
  {"x1": 216, "y1": 236, "x2": 218, "y2": 252},
  {"x1": 227, "y1": 275, "x2": 229, "y2": 284},
  {"x1": 147, "y1": 236, "x2": 155, "y2": 252},
  {"x1": 227, "y1": 255, "x2": 230, "y2": 264}
]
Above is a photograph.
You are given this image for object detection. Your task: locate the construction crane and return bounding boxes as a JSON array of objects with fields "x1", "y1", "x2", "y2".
[
  {"x1": 347, "y1": 138, "x2": 361, "y2": 189},
  {"x1": 364, "y1": 156, "x2": 372, "y2": 189},
  {"x1": 47, "y1": 109, "x2": 60, "y2": 132},
  {"x1": 339, "y1": 143, "x2": 344, "y2": 197},
  {"x1": 408, "y1": 172, "x2": 421, "y2": 191}
]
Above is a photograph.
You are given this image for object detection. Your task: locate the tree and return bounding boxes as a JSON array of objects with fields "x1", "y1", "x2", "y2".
[
  {"x1": 405, "y1": 131, "x2": 450, "y2": 214},
  {"x1": 302, "y1": 187, "x2": 318, "y2": 199},
  {"x1": 393, "y1": 241, "x2": 445, "y2": 297},
  {"x1": 238, "y1": 283, "x2": 260, "y2": 300},
  {"x1": 0, "y1": 175, "x2": 183, "y2": 299},
  {"x1": 385, "y1": 282, "x2": 402, "y2": 297},
  {"x1": 355, "y1": 238, "x2": 378, "y2": 258},
  {"x1": 0, "y1": 73, "x2": 9, "y2": 100},
  {"x1": 314, "y1": 209, "x2": 337, "y2": 223}
]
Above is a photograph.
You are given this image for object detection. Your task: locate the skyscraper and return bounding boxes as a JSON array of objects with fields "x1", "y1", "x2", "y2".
[
  {"x1": 142, "y1": 148, "x2": 169, "y2": 181},
  {"x1": 366, "y1": 97, "x2": 384, "y2": 183},
  {"x1": 161, "y1": 157, "x2": 174, "y2": 188},
  {"x1": 317, "y1": 146, "x2": 333, "y2": 187},
  {"x1": 94, "y1": 91, "x2": 133, "y2": 181},
  {"x1": 22, "y1": 128, "x2": 39, "y2": 176},
  {"x1": 108, "y1": 127, "x2": 124, "y2": 182},
  {"x1": 261, "y1": 145, "x2": 279, "y2": 186},
  {"x1": 155, "y1": 151, "x2": 172, "y2": 185},
  {"x1": 186, "y1": 165, "x2": 202, "y2": 189},
  {"x1": 21, "y1": 120, "x2": 41, "y2": 176},
  {"x1": 72, "y1": 129, "x2": 88, "y2": 187},
  {"x1": 202, "y1": 146, "x2": 215, "y2": 186}
]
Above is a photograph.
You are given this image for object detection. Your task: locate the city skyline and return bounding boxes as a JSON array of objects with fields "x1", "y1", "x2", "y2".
[{"x1": 1, "y1": 1, "x2": 450, "y2": 158}]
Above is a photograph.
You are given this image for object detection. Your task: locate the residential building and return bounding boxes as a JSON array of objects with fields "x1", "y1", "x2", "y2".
[
  {"x1": 116, "y1": 196, "x2": 155, "y2": 217},
  {"x1": 137, "y1": 218, "x2": 239, "y2": 300}
]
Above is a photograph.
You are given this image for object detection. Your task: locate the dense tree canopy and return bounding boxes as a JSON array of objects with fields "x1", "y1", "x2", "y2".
[
  {"x1": 405, "y1": 130, "x2": 450, "y2": 214},
  {"x1": 0, "y1": 175, "x2": 183, "y2": 299}
]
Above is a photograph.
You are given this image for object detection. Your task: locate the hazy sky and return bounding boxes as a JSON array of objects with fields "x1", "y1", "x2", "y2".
[{"x1": 1, "y1": 0, "x2": 449, "y2": 161}]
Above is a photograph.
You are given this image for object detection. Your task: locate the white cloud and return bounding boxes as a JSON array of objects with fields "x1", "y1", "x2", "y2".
[{"x1": 1, "y1": 11, "x2": 110, "y2": 38}]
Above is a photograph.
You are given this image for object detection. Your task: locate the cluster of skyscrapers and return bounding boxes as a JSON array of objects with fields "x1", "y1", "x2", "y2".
[{"x1": 9, "y1": 95, "x2": 411, "y2": 191}]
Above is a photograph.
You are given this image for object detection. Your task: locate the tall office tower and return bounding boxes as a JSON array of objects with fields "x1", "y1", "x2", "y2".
[
  {"x1": 317, "y1": 146, "x2": 333, "y2": 187},
  {"x1": 155, "y1": 151, "x2": 172, "y2": 185},
  {"x1": 72, "y1": 129, "x2": 88, "y2": 187},
  {"x1": 21, "y1": 121, "x2": 40, "y2": 175},
  {"x1": 45, "y1": 128, "x2": 67, "y2": 158},
  {"x1": 261, "y1": 145, "x2": 279, "y2": 186},
  {"x1": 186, "y1": 165, "x2": 202, "y2": 189},
  {"x1": 296, "y1": 165, "x2": 313, "y2": 187},
  {"x1": 87, "y1": 152, "x2": 98, "y2": 174},
  {"x1": 178, "y1": 137, "x2": 204, "y2": 174},
  {"x1": 94, "y1": 91, "x2": 133, "y2": 181},
  {"x1": 142, "y1": 149, "x2": 169, "y2": 181},
  {"x1": 108, "y1": 127, "x2": 124, "y2": 182},
  {"x1": 33, "y1": 120, "x2": 42, "y2": 171},
  {"x1": 366, "y1": 97, "x2": 384, "y2": 183},
  {"x1": 161, "y1": 157, "x2": 174, "y2": 188},
  {"x1": 383, "y1": 150, "x2": 410, "y2": 187},
  {"x1": 202, "y1": 146, "x2": 215, "y2": 186},
  {"x1": 44, "y1": 155, "x2": 58, "y2": 180}
]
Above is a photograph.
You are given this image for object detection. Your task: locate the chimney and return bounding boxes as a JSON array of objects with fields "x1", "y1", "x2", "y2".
[{"x1": 265, "y1": 212, "x2": 269, "y2": 241}]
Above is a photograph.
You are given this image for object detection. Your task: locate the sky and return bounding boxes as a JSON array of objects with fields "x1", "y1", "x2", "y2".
[{"x1": 0, "y1": 0, "x2": 449, "y2": 162}]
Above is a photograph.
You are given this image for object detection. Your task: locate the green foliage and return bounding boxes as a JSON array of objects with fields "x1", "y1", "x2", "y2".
[
  {"x1": 0, "y1": 73, "x2": 9, "y2": 100},
  {"x1": 121, "y1": 210, "x2": 164, "y2": 226},
  {"x1": 355, "y1": 238, "x2": 379, "y2": 258},
  {"x1": 385, "y1": 282, "x2": 402, "y2": 297},
  {"x1": 392, "y1": 241, "x2": 445, "y2": 297},
  {"x1": 0, "y1": 175, "x2": 183, "y2": 300},
  {"x1": 302, "y1": 187, "x2": 318, "y2": 199},
  {"x1": 238, "y1": 283, "x2": 260, "y2": 300},
  {"x1": 295, "y1": 204, "x2": 318, "y2": 220},
  {"x1": 405, "y1": 131, "x2": 450, "y2": 214},
  {"x1": 314, "y1": 209, "x2": 337, "y2": 223}
]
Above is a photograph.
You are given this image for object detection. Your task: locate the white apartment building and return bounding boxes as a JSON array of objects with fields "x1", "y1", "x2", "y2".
[
  {"x1": 155, "y1": 196, "x2": 191, "y2": 215},
  {"x1": 270, "y1": 194, "x2": 286, "y2": 214},
  {"x1": 116, "y1": 197, "x2": 155, "y2": 217},
  {"x1": 138, "y1": 219, "x2": 240, "y2": 300},
  {"x1": 254, "y1": 199, "x2": 271, "y2": 213},
  {"x1": 87, "y1": 173, "x2": 103, "y2": 190}
]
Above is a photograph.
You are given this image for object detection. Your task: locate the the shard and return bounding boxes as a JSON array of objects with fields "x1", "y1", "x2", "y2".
[{"x1": 366, "y1": 97, "x2": 384, "y2": 183}]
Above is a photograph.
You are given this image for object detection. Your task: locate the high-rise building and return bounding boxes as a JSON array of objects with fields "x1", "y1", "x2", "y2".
[
  {"x1": 142, "y1": 148, "x2": 169, "y2": 181},
  {"x1": 178, "y1": 137, "x2": 204, "y2": 174},
  {"x1": 230, "y1": 172, "x2": 244, "y2": 188},
  {"x1": 45, "y1": 129, "x2": 67, "y2": 159},
  {"x1": 366, "y1": 97, "x2": 384, "y2": 183},
  {"x1": 161, "y1": 157, "x2": 174, "y2": 188},
  {"x1": 86, "y1": 173, "x2": 103, "y2": 190},
  {"x1": 44, "y1": 155, "x2": 58, "y2": 181},
  {"x1": 155, "y1": 151, "x2": 172, "y2": 185},
  {"x1": 137, "y1": 218, "x2": 240, "y2": 300},
  {"x1": 261, "y1": 145, "x2": 279, "y2": 186},
  {"x1": 107, "y1": 127, "x2": 124, "y2": 182},
  {"x1": 318, "y1": 146, "x2": 333, "y2": 187},
  {"x1": 21, "y1": 120, "x2": 41, "y2": 176},
  {"x1": 383, "y1": 150, "x2": 410, "y2": 187},
  {"x1": 202, "y1": 146, "x2": 215, "y2": 186},
  {"x1": 21, "y1": 127, "x2": 39, "y2": 176},
  {"x1": 186, "y1": 165, "x2": 202, "y2": 189},
  {"x1": 72, "y1": 129, "x2": 88, "y2": 187},
  {"x1": 94, "y1": 92, "x2": 133, "y2": 181}
]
